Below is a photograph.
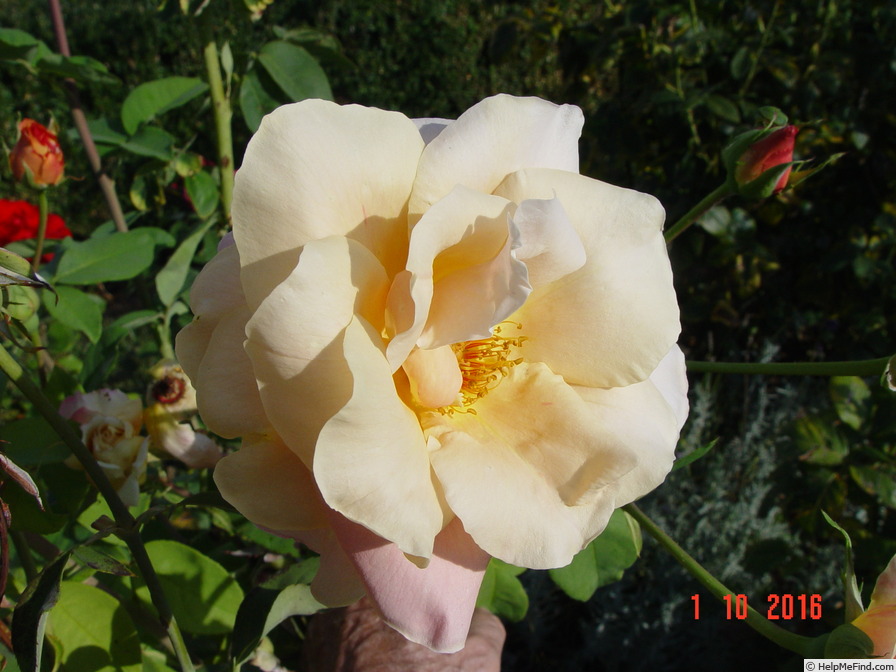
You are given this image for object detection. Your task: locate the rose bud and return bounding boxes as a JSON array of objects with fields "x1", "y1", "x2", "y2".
[{"x1": 9, "y1": 119, "x2": 65, "y2": 187}]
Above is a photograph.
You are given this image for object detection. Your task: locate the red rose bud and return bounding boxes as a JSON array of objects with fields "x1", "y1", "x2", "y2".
[
  {"x1": 9, "y1": 119, "x2": 65, "y2": 187},
  {"x1": 734, "y1": 125, "x2": 798, "y2": 196}
]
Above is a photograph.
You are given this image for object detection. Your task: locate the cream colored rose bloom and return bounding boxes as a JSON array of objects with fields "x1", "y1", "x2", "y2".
[
  {"x1": 176, "y1": 94, "x2": 687, "y2": 652},
  {"x1": 59, "y1": 389, "x2": 149, "y2": 507}
]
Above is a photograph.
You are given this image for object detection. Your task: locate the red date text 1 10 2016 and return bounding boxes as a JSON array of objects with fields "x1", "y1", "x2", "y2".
[{"x1": 690, "y1": 593, "x2": 823, "y2": 620}]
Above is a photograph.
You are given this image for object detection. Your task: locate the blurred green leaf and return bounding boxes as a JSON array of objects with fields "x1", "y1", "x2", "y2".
[
  {"x1": 830, "y1": 376, "x2": 871, "y2": 431},
  {"x1": 121, "y1": 126, "x2": 177, "y2": 160},
  {"x1": 239, "y1": 68, "x2": 281, "y2": 133},
  {"x1": 42, "y1": 286, "x2": 103, "y2": 344},
  {"x1": 549, "y1": 509, "x2": 642, "y2": 601},
  {"x1": 54, "y1": 230, "x2": 160, "y2": 285},
  {"x1": 72, "y1": 546, "x2": 135, "y2": 577},
  {"x1": 232, "y1": 583, "x2": 324, "y2": 664},
  {"x1": 136, "y1": 540, "x2": 245, "y2": 635},
  {"x1": 257, "y1": 40, "x2": 332, "y2": 103},
  {"x1": 120, "y1": 76, "x2": 209, "y2": 135},
  {"x1": 476, "y1": 559, "x2": 528, "y2": 622},
  {"x1": 155, "y1": 218, "x2": 215, "y2": 307},
  {"x1": 47, "y1": 581, "x2": 141, "y2": 672},
  {"x1": 850, "y1": 464, "x2": 896, "y2": 509},
  {"x1": 184, "y1": 171, "x2": 220, "y2": 220},
  {"x1": 12, "y1": 551, "x2": 70, "y2": 672},
  {"x1": 0, "y1": 417, "x2": 69, "y2": 466}
]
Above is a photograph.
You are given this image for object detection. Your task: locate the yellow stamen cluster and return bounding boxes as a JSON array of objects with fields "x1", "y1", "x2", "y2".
[{"x1": 443, "y1": 322, "x2": 526, "y2": 415}]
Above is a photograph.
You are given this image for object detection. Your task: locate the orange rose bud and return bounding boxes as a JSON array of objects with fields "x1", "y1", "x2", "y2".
[
  {"x1": 734, "y1": 125, "x2": 798, "y2": 194},
  {"x1": 9, "y1": 119, "x2": 65, "y2": 187}
]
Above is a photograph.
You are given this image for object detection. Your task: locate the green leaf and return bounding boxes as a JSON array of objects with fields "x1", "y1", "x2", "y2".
[
  {"x1": 476, "y1": 559, "x2": 528, "y2": 622},
  {"x1": 257, "y1": 40, "x2": 332, "y2": 104},
  {"x1": 42, "y1": 286, "x2": 104, "y2": 344},
  {"x1": 184, "y1": 171, "x2": 220, "y2": 219},
  {"x1": 121, "y1": 126, "x2": 176, "y2": 161},
  {"x1": 705, "y1": 94, "x2": 741, "y2": 123},
  {"x1": 86, "y1": 117, "x2": 128, "y2": 148},
  {"x1": 0, "y1": 417, "x2": 69, "y2": 466},
  {"x1": 136, "y1": 540, "x2": 245, "y2": 634},
  {"x1": 239, "y1": 68, "x2": 282, "y2": 133},
  {"x1": 12, "y1": 552, "x2": 71, "y2": 672},
  {"x1": 830, "y1": 376, "x2": 871, "y2": 431},
  {"x1": 54, "y1": 230, "x2": 160, "y2": 285},
  {"x1": 821, "y1": 511, "x2": 864, "y2": 620},
  {"x1": 72, "y1": 546, "x2": 135, "y2": 577},
  {"x1": 155, "y1": 219, "x2": 215, "y2": 306},
  {"x1": 47, "y1": 581, "x2": 141, "y2": 672},
  {"x1": 850, "y1": 464, "x2": 896, "y2": 509},
  {"x1": 549, "y1": 509, "x2": 642, "y2": 601},
  {"x1": 824, "y1": 623, "x2": 874, "y2": 659},
  {"x1": 792, "y1": 415, "x2": 849, "y2": 466},
  {"x1": 35, "y1": 53, "x2": 118, "y2": 85},
  {"x1": 121, "y1": 77, "x2": 209, "y2": 135},
  {"x1": 0, "y1": 28, "x2": 42, "y2": 61},
  {"x1": 673, "y1": 438, "x2": 719, "y2": 471},
  {"x1": 103, "y1": 309, "x2": 159, "y2": 345},
  {"x1": 232, "y1": 583, "x2": 324, "y2": 664}
]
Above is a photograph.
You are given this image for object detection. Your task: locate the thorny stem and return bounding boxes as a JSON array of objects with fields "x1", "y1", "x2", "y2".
[
  {"x1": 623, "y1": 503, "x2": 813, "y2": 656},
  {"x1": 202, "y1": 40, "x2": 234, "y2": 221},
  {"x1": 0, "y1": 343, "x2": 194, "y2": 672},
  {"x1": 31, "y1": 190, "x2": 48, "y2": 273}
]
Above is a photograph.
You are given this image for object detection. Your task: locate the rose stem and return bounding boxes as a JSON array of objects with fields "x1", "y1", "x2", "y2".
[
  {"x1": 623, "y1": 503, "x2": 813, "y2": 656},
  {"x1": 0, "y1": 343, "x2": 194, "y2": 672}
]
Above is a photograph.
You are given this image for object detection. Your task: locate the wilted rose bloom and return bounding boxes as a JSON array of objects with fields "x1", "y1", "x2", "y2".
[
  {"x1": 852, "y1": 554, "x2": 896, "y2": 658},
  {"x1": 0, "y1": 199, "x2": 71, "y2": 261},
  {"x1": 9, "y1": 119, "x2": 65, "y2": 187},
  {"x1": 144, "y1": 360, "x2": 222, "y2": 468},
  {"x1": 176, "y1": 95, "x2": 688, "y2": 652},
  {"x1": 59, "y1": 389, "x2": 148, "y2": 507},
  {"x1": 734, "y1": 125, "x2": 798, "y2": 195}
]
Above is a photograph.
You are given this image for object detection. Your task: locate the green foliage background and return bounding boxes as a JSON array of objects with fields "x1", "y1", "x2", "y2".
[{"x1": 2, "y1": 1, "x2": 895, "y2": 670}]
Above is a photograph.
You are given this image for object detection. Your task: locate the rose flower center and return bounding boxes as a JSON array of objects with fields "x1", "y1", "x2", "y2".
[{"x1": 443, "y1": 322, "x2": 526, "y2": 415}]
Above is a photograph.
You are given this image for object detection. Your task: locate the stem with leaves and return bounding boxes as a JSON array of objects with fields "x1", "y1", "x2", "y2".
[
  {"x1": 0, "y1": 343, "x2": 194, "y2": 672},
  {"x1": 623, "y1": 503, "x2": 814, "y2": 656}
]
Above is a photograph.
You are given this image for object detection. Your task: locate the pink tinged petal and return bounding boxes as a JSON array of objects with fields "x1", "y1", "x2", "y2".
[
  {"x1": 426, "y1": 363, "x2": 644, "y2": 569},
  {"x1": 387, "y1": 186, "x2": 529, "y2": 367},
  {"x1": 60, "y1": 390, "x2": 142, "y2": 431},
  {"x1": 244, "y1": 236, "x2": 390, "y2": 466},
  {"x1": 648, "y1": 346, "x2": 690, "y2": 431},
  {"x1": 870, "y1": 554, "x2": 896, "y2": 607},
  {"x1": 315, "y1": 317, "x2": 444, "y2": 559},
  {"x1": 329, "y1": 511, "x2": 490, "y2": 654},
  {"x1": 409, "y1": 94, "x2": 584, "y2": 221},
  {"x1": 402, "y1": 346, "x2": 462, "y2": 409},
  {"x1": 511, "y1": 196, "x2": 586, "y2": 288},
  {"x1": 233, "y1": 100, "x2": 424, "y2": 310},
  {"x1": 151, "y1": 416, "x2": 222, "y2": 469},
  {"x1": 494, "y1": 168, "x2": 680, "y2": 388},
  {"x1": 214, "y1": 437, "x2": 328, "y2": 532},
  {"x1": 853, "y1": 606, "x2": 896, "y2": 658}
]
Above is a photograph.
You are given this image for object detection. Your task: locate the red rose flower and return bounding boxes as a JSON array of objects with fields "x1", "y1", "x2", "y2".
[{"x1": 0, "y1": 199, "x2": 72, "y2": 261}]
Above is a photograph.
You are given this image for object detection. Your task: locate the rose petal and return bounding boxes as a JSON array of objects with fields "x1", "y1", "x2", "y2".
[
  {"x1": 214, "y1": 437, "x2": 328, "y2": 532},
  {"x1": 233, "y1": 100, "x2": 424, "y2": 309},
  {"x1": 315, "y1": 316, "x2": 444, "y2": 559},
  {"x1": 409, "y1": 95, "x2": 583, "y2": 221},
  {"x1": 853, "y1": 605, "x2": 896, "y2": 658},
  {"x1": 386, "y1": 186, "x2": 528, "y2": 367},
  {"x1": 284, "y1": 525, "x2": 367, "y2": 607},
  {"x1": 510, "y1": 196, "x2": 586, "y2": 288},
  {"x1": 413, "y1": 117, "x2": 451, "y2": 145},
  {"x1": 495, "y1": 168, "x2": 680, "y2": 387},
  {"x1": 402, "y1": 345, "x2": 462, "y2": 409},
  {"x1": 648, "y1": 346, "x2": 690, "y2": 431},
  {"x1": 245, "y1": 236, "x2": 390, "y2": 465},
  {"x1": 427, "y1": 363, "x2": 650, "y2": 569},
  {"x1": 329, "y1": 512, "x2": 490, "y2": 653}
]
